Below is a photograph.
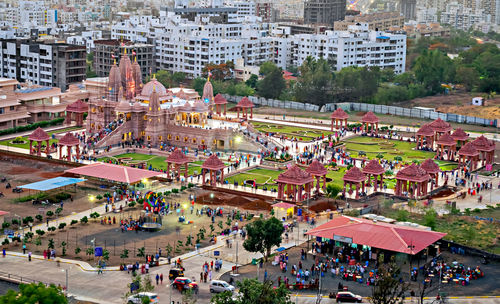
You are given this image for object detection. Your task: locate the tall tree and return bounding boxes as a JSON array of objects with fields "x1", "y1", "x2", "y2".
[
  {"x1": 412, "y1": 49, "x2": 454, "y2": 93},
  {"x1": 202, "y1": 61, "x2": 235, "y2": 81},
  {"x1": 0, "y1": 283, "x2": 67, "y2": 304},
  {"x1": 370, "y1": 258, "x2": 409, "y2": 304},
  {"x1": 295, "y1": 57, "x2": 334, "y2": 105},
  {"x1": 257, "y1": 62, "x2": 286, "y2": 99},
  {"x1": 243, "y1": 217, "x2": 282, "y2": 261},
  {"x1": 211, "y1": 279, "x2": 292, "y2": 304}
]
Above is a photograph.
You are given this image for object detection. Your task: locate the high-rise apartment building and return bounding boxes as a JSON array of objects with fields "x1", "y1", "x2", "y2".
[
  {"x1": 400, "y1": 0, "x2": 417, "y2": 20},
  {"x1": 303, "y1": 0, "x2": 346, "y2": 25}
]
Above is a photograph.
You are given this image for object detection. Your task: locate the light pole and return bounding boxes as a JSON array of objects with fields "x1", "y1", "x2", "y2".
[{"x1": 61, "y1": 268, "x2": 69, "y2": 296}]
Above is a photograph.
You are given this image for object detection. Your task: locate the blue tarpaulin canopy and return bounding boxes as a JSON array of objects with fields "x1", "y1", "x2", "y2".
[{"x1": 19, "y1": 177, "x2": 86, "y2": 191}]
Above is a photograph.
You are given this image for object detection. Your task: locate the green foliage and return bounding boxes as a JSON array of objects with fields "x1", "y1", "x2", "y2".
[
  {"x1": 0, "y1": 282, "x2": 67, "y2": 304},
  {"x1": 70, "y1": 219, "x2": 78, "y2": 226},
  {"x1": 2, "y1": 222, "x2": 10, "y2": 229},
  {"x1": 370, "y1": 259, "x2": 408, "y2": 304},
  {"x1": 35, "y1": 214, "x2": 43, "y2": 222},
  {"x1": 334, "y1": 66, "x2": 380, "y2": 103},
  {"x1": 137, "y1": 246, "x2": 145, "y2": 257},
  {"x1": 35, "y1": 229, "x2": 45, "y2": 237},
  {"x1": 243, "y1": 217, "x2": 283, "y2": 261},
  {"x1": 86, "y1": 247, "x2": 94, "y2": 256},
  {"x1": 96, "y1": 194, "x2": 103, "y2": 201},
  {"x1": 171, "y1": 188, "x2": 179, "y2": 194},
  {"x1": 48, "y1": 226, "x2": 56, "y2": 233},
  {"x1": 15, "y1": 192, "x2": 47, "y2": 203},
  {"x1": 413, "y1": 49, "x2": 455, "y2": 93},
  {"x1": 75, "y1": 247, "x2": 81, "y2": 255},
  {"x1": 90, "y1": 212, "x2": 100, "y2": 220},
  {"x1": 128, "y1": 201, "x2": 137, "y2": 208},
  {"x1": 103, "y1": 249, "x2": 110, "y2": 261},
  {"x1": 120, "y1": 249, "x2": 129, "y2": 259},
  {"x1": 257, "y1": 62, "x2": 286, "y2": 99},
  {"x1": 46, "y1": 211, "x2": 54, "y2": 217},
  {"x1": 34, "y1": 237, "x2": 42, "y2": 246},
  {"x1": 80, "y1": 216, "x2": 88, "y2": 224},
  {"x1": 395, "y1": 209, "x2": 410, "y2": 222},
  {"x1": 2, "y1": 239, "x2": 9, "y2": 246},
  {"x1": 326, "y1": 184, "x2": 342, "y2": 199},
  {"x1": 210, "y1": 278, "x2": 292, "y2": 304},
  {"x1": 11, "y1": 219, "x2": 20, "y2": 226},
  {"x1": 48, "y1": 238, "x2": 55, "y2": 249},
  {"x1": 246, "y1": 74, "x2": 259, "y2": 88},
  {"x1": 58, "y1": 223, "x2": 67, "y2": 230},
  {"x1": 424, "y1": 208, "x2": 437, "y2": 230},
  {"x1": 295, "y1": 57, "x2": 334, "y2": 105},
  {"x1": 61, "y1": 241, "x2": 67, "y2": 256},
  {"x1": 22, "y1": 216, "x2": 34, "y2": 225},
  {"x1": 55, "y1": 207, "x2": 63, "y2": 215},
  {"x1": 55, "y1": 192, "x2": 71, "y2": 201},
  {"x1": 0, "y1": 117, "x2": 65, "y2": 137}
]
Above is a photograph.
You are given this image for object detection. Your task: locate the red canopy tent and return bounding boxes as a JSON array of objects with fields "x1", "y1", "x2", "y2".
[{"x1": 306, "y1": 216, "x2": 446, "y2": 255}]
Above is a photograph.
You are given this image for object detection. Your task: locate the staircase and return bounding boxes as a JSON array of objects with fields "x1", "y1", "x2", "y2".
[{"x1": 94, "y1": 121, "x2": 131, "y2": 149}]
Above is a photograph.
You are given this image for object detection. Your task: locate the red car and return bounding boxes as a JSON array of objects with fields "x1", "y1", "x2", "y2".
[{"x1": 172, "y1": 277, "x2": 199, "y2": 293}]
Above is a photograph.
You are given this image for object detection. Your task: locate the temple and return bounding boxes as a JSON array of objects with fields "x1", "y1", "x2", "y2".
[{"x1": 85, "y1": 50, "x2": 257, "y2": 152}]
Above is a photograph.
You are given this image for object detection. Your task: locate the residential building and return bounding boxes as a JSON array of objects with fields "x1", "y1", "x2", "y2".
[
  {"x1": 0, "y1": 78, "x2": 29, "y2": 128},
  {"x1": 400, "y1": 0, "x2": 417, "y2": 20},
  {"x1": 0, "y1": 39, "x2": 87, "y2": 90},
  {"x1": 256, "y1": 2, "x2": 276, "y2": 22},
  {"x1": 304, "y1": 0, "x2": 346, "y2": 25},
  {"x1": 440, "y1": 2, "x2": 490, "y2": 30},
  {"x1": 93, "y1": 40, "x2": 154, "y2": 79},
  {"x1": 397, "y1": 23, "x2": 451, "y2": 38},
  {"x1": 334, "y1": 12, "x2": 405, "y2": 31}
]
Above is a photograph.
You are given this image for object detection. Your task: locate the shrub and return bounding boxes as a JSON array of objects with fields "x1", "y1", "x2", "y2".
[
  {"x1": 2, "y1": 222, "x2": 10, "y2": 229},
  {"x1": 58, "y1": 223, "x2": 67, "y2": 230},
  {"x1": 128, "y1": 201, "x2": 136, "y2": 208},
  {"x1": 11, "y1": 219, "x2": 20, "y2": 226},
  {"x1": 80, "y1": 216, "x2": 88, "y2": 224},
  {"x1": 187, "y1": 183, "x2": 195, "y2": 188},
  {"x1": 70, "y1": 219, "x2": 78, "y2": 225},
  {"x1": 171, "y1": 188, "x2": 179, "y2": 194},
  {"x1": 96, "y1": 194, "x2": 103, "y2": 201},
  {"x1": 55, "y1": 207, "x2": 63, "y2": 215},
  {"x1": 35, "y1": 214, "x2": 43, "y2": 222},
  {"x1": 46, "y1": 211, "x2": 54, "y2": 217},
  {"x1": 48, "y1": 226, "x2": 56, "y2": 233},
  {"x1": 2, "y1": 239, "x2": 9, "y2": 246},
  {"x1": 35, "y1": 229, "x2": 45, "y2": 237},
  {"x1": 55, "y1": 192, "x2": 71, "y2": 201},
  {"x1": 180, "y1": 185, "x2": 187, "y2": 191},
  {"x1": 0, "y1": 117, "x2": 64, "y2": 137}
]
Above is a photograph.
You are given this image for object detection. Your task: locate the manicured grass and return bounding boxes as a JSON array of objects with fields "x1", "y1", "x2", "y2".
[
  {"x1": 252, "y1": 122, "x2": 334, "y2": 141},
  {"x1": 0, "y1": 126, "x2": 82, "y2": 150}
]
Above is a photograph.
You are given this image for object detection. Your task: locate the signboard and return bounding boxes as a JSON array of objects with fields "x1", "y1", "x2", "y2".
[
  {"x1": 333, "y1": 235, "x2": 353, "y2": 244},
  {"x1": 214, "y1": 251, "x2": 220, "y2": 256},
  {"x1": 94, "y1": 247, "x2": 103, "y2": 257}
]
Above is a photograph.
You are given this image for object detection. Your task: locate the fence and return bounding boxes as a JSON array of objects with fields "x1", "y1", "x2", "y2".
[
  {"x1": 222, "y1": 94, "x2": 320, "y2": 112},
  {"x1": 323, "y1": 102, "x2": 498, "y2": 127}
]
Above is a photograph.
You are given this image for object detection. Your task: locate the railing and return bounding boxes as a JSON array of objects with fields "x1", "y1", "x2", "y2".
[{"x1": 0, "y1": 270, "x2": 48, "y2": 285}]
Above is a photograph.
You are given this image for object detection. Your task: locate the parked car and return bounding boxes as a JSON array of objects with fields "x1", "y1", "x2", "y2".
[
  {"x1": 209, "y1": 280, "x2": 235, "y2": 293},
  {"x1": 172, "y1": 277, "x2": 199, "y2": 293},
  {"x1": 336, "y1": 291, "x2": 363, "y2": 303},
  {"x1": 169, "y1": 268, "x2": 184, "y2": 280},
  {"x1": 127, "y1": 292, "x2": 159, "y2": 304}
]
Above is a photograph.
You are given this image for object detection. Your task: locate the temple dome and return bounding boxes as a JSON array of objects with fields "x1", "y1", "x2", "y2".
[
  {"x1": 202, "y1": 80, "x2": 214, "y2": 103},
  {"x1": 141, "y1": 79, "x2": 167, "y2": 97}
]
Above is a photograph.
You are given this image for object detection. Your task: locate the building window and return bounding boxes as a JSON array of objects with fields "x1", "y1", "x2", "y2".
[
  {"x1": 0, "y1": 108, "x2": 4, "y2": 114},
  {"x1": 175, "y1": 136, "x2": 180, "y2": 141}
]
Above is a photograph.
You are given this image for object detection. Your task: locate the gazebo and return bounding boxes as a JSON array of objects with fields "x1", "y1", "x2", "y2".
[
  {"x1": 305, "y1": 160, "x2": 328, "y2": 195},
  {"x1": 276, "y1": 165, "x2": 314, "y2": 202},
  {"x1": 28, "y1": 127, "x2": 50, "y2": 156},
  {"x1": 394, "y1": 164, "x2": 431, "y2": 199},
  {"x1": 362, "y1": 159, "x2": 385, "y2": 192},
  {"x1": 165, "y1": 149, "x2": 191, "y2": 180},
  {"x1": 236, "y1": 97, "x2": 254, "y2": 119},
  {"x1": 342, "y1": 167, "x2": 366, "y2": 199},
  {"x1": 201, "y1": 154, "x2": 226, "y2": 186},
  {"x1": 428, "y1": 118, "x2": 452, "y2": 141},
  {"x1": 471, "y1": 135, "x2": 495, "y2": 166},
  {"x1": 451, "y1": 128, "x2": 469, "y2": 147},
  {"x1": 416, "y1": 124, "x2": 434, "y2": 149},
  {"x1": 65, "y1": 99, "x2": 88, "y2": 127},
  {"x1": 435, "y1": 133, "x2": 456, "y2": 161},
  {"x1": 330, "y1": 108, "x2": 349, "y2": 130},
  {"x1": 361, "y1": 111, "x2": 379, "y2": 134},
  {"x1": 420, "y1": 158, "x2": 440, "y2": 190},
  {"x1": 213, "y1": 94, "x2": 228, "y2": 116},
  {"x1": 458, "y1": 142, "x2": 480, "y2": 170},
  {"x1": 58, "y1": 132, "x2": 80, "y2": 161}
]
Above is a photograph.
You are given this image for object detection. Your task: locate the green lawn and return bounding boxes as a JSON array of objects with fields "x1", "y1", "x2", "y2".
[
  {"x1": 0, "y1": 126, "x2": 82, "y2": 150},
  {"x1": 252, "y1": 122, "x2": 334, "y2": 141},
  {"x1": 99, "y1": 153, "x2": 227, "y2": 176},
  {"x1": 343, "y1": 136, "x2": 457, "y2": 170}
]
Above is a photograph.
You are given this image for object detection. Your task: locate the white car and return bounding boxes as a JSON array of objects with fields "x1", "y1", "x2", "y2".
[
  {"x1": 127, "y1": 292, "x2": 159, "y2": 304},
  {"x1": 209, "y1": 280, "x2": 235, "y2": 293}
]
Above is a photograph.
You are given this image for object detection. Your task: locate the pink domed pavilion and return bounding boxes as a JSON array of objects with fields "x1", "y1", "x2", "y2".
[
  {"x1": 213, "y1": 94, "x2": 228, "y2": 116},
  {"x1": 342, "y1": 167, "x2": 366, "y2": 199},
  {"x1": 58, "y1": 132, "x2": 80, "y2": 161},
  {"x1": 28, "y1": 127, "x2": 50, "y2": 156},
  {"x1": 305, "y1": 160, "x2": 328, "y2": 195},
  {"x1": 361, "y1": 112, "x2": 379, "y2": 134},
  {"x1": 236, "y1": 97, "x2": 254, "y2": 119},
  {"x1": 330, "y1": 108, "x2": 349, "y2": 130},
  {"x1": 394, "y1": 164, "x2": 431, "y2": 199},
  {"x1": 65, "y1": 99, "x2": 88, "y2": 127},
  {"x1": 166, "y1": 149, "x2": 191, "y2": 180},
  {"x1": 362, "y1": 159, "x2": 385, "y2": 191},
  {"x1": 451, "y1": 128, "x2": 469, "y2": 147},
  {"x1": 458, "y1": 142, "x2": 480, "y2": 170},
  {"x1": 420, "y1": 159, "x2": 441, "y2": 190},
  {"x1": 436, "y1": 133, "x2": 456, "y2": 161},
  {"x1": 471, "y1": 135, "x2": 495, "y2": 166},
  {"x1": 276, "y1": 165, "x2": 314, "y2": 202},
  {"x1": 428, "y1": 118, "x2": 452, "y2": 141},
  {"x1": 416, "y1": 124, "x2": 434, "y2": 149},
  {"x1": 201, "y1": 154, "x2": 226, "y2": 186}
]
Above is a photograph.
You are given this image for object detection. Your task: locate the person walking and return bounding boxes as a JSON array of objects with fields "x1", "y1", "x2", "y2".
[
  {"x1": 160, "y1": 273, "x2": 163, "y2": 285},
  {"x1": 156, "y1": 274, "x2": 160, "y2": 285},
  {"x1": 28, "y1": 251, "x2": 32, "y2": 262}
]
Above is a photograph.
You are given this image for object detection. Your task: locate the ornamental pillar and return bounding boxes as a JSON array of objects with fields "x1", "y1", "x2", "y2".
[
  {"x1": 45, "y1": 140, "x2": 50, "y2": 156},
  {"x1": 202, "y1": 169, "x2": 206, "y2": 185},
  {"x1": 67, "y1": 145, "x2": 71, "y2": 161},
  {"x1": 76, "y1": 145, "x2": 80, "y2": 160},
  {"x1": 343, "y1": 181, "x2": 346, "y2": 197},
  {"x1": 59, "y1": 145, "x2": 63, "y2": 160},
  {"x1": 167, "y1": 163, "x2": 171, "y2": 178}
]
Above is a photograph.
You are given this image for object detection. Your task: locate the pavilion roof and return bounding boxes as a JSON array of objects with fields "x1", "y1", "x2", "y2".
[
  {"x1": 306, "y1": 160, "x2": 328, "y2": 176},
  {"x1": 428, "y1": 118, "x2": 452, "y2": 133},
  {"x1": 416, "y1": 124, "x2": 434, "y2": 137},
  {"x1": 214, "y1": 93, "x2": 228, "y2": 105},
  {"x1": 451, "y1": 128, "x2": 469, "y2": 141},
  {"x1": 396, "y1": 163, "x2": 430, "y2": 182},
  {"x1": 420, "y1": 158, "x2": 440, "y2": 174},
  {"x1": 201, "y1": 154, "x2": 225, "y2": 170},
  {"x1": 28, "y1": 127, "x2": 50, "y2": 141},
  {"x1": 436, "y1": 133, "x2": 456, "y2": 146},
  {"x1": 362, "y1": 159, "x2": 385, "y2": 175},
  {"x1": 330, "y1": 108, "x2": 349, "y2": 120},
  {"x1": 58, "y1": 132, "x2": 79, "y2": 146},
  {"x1": 342, "y1": 166, "x2": 366, "y2": 183},
  {"x1": 236, "y1": 96, "x2": 254, "y2": 108},
  {"x1": 458, "y1": 142, "x2": 479, "y2": 157},
  {"x1": 166, "y1": 149, "x2": 191, "y2": 165},
  {"x1": 471, "y1": 135, "x2": 495, "y2": 152},
  {"x1": 66, "y1": 99, "x2": 88, "y2": 113},
  {"x1": 64, "y1": 163, "x2": 161, "y2": 184},
  {"x1": 361, "y1": 111, "x2": 379, "y2": 123},
  {"x1": 276, "y1": 165, "x2": 314, "y2": 185}
]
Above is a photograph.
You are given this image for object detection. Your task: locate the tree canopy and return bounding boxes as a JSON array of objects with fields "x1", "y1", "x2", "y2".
[
  {"x1": 257, "y1": 62, "x2": 286, "y2": 99},
  {"x1": 211, "y1": 279, "x2": 292, "y2": 304},
  {"x1": 370, "y1": 258, "x2": 408, "y2": 304},
  {"x1": 202, "y1": 62, "x2": 235, "y2": 81},
  {"x1": 0, "y1": 283, "x2": 67, "y2": 304},
  {"x1": 243, "y1": 217, "x2": 282, "y2": 261},
  {"x1": 295, "y1": 57, "x2": 334, "y2": 104}
]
